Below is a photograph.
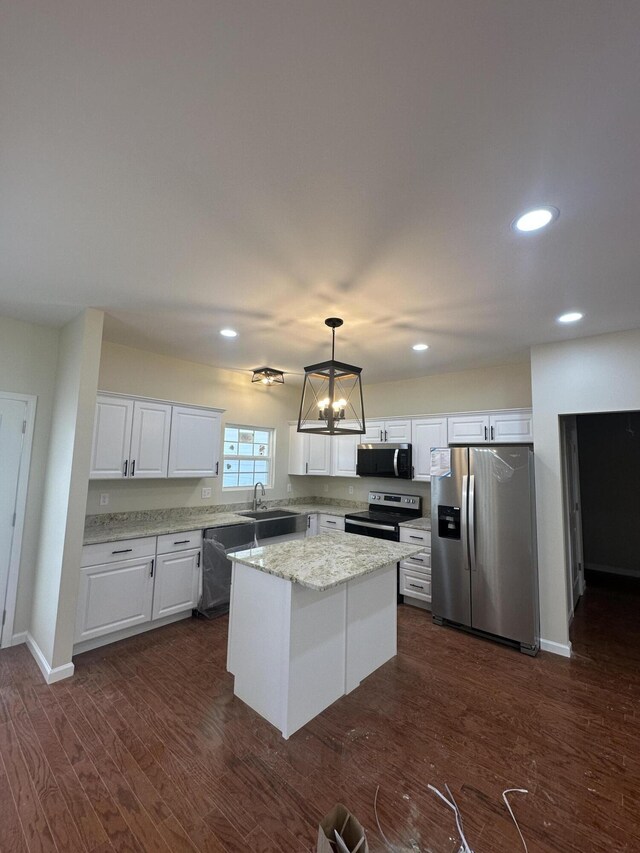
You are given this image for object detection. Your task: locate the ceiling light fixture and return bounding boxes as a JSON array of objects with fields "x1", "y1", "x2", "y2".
[
  {"x1": 557, "y1": 311, "x2": 583, "y2": 324},
  {"x1": 252, "y1": 367, "x2": 285, "y2": 385},
  {"x1": 220, "y1": 328, "x2": 238, "y2": 337},
  {"x1": 512, "y1": 206, "x2": 559, "y2": 233},
  {"x1": 412, "y1": 343, "x2": 429, "y2": 351},
  {"x1": 297, "y1": 318, "x2": 365, "y2": 436}
]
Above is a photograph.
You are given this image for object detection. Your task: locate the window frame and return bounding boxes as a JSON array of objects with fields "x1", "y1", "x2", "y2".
[{"x1": 221, "y1": 423, "x2": 276, "y2": 491}]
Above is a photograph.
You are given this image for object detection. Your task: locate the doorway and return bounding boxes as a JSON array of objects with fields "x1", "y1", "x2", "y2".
[
  {"x1": 0, "y1": 392, "x2": 36, "y2": 648},
  {"x1": 562, "y1": 410, "x2": 640, "y2": 658}
]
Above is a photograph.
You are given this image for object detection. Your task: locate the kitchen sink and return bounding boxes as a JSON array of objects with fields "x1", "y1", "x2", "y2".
[{"x1": 238, "y1": 509, "x2": 306, "y2": 541}]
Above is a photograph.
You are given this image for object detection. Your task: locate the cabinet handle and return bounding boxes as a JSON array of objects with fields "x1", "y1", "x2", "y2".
[
  {"x1": 216, "y1": 462, "x2": 219, "y2": 475},
  {"x1": 131, "y1": 459, "x2": 136, "y2": 477},
  {"x1": 197, "y1": 552, "x2": 201, "y2": 568},
  {"x1": 326, "y1": 520, "x2": 337, "y2": 525},
  {"x1": 484, "y1": 426, "x2": 488, "y2": 440},
  {"x1": 305, "y1": 462, "x2": 308, "y2": 474},
  {"x1": 385, "y1": 430, "x2": 388, "y2": 441},
  {"x1": 112, "y1": 548, "x2": 133, "y2": 554},
  {"x1": 409, "y1": 535, "x2": 423, "y2": 540},
  {"x1": 380, "y1": 430, "x2": 384, "y2": 442},
  {"x1": 409, "y1": 583, "x2": 424, "y2": 590},
  {"x1": 491, "y1": 426, "x2": 495, "y2": 441},
  {"x1": 123, "y1": 459, "x2": 128, "y2": 477},
  {"x1": 412, "y1": 556, "x2": 425, "y2": 562},
  {"x1": 307, "y1": 516, "x2": 311, "y2": 528},
  {"x1": 150, "y1": 558, "x2": 154, "y2": 578},
  {"x1": 173, "y1": 539, "x2": 189, "y2": 545}
]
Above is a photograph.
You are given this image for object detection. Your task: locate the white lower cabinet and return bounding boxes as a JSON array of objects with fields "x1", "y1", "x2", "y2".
[
  {"x1": 318, "y1": 514, "x2": 345, "y2": 534},
  {"x1": 399, "y1": 526, "x2": 431, "y2": 609},
  {"x1": 306, "y1": 513, "x2": 319, "y2": 537},
  {"x1": 76, "y1": 532, "x2": 202, "y2": 649},
  {"x1": 152, "y1": 548, "x2": 201, "y2": 620}
]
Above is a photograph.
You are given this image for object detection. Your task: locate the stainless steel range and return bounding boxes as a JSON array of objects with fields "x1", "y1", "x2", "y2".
[{"x1": 345, "y1": 490, "x2": 422, "y2": 541}]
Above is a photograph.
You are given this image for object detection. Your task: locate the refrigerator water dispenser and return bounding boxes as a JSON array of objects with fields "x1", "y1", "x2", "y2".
[{"x1": 438, "y1": 505, "x2": 461, "y2": 539}]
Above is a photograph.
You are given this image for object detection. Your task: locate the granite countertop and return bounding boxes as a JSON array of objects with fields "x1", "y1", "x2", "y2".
[
  {"x1": 399, "y1": 517, "x2": 431, "y2": 531},
  {"x1": 82, "y1": 501, "x2": 364, "y2": 545},
  {"x1": 228, "y1": 530, "x2": 424, "y2": 591}
]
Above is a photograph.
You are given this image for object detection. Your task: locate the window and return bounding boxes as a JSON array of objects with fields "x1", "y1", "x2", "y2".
[{"x1": 222, "y1": 425, "x2": 274, "y2": 489}]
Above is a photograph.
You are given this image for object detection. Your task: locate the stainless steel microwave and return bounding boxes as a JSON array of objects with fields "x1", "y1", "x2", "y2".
[{"x1": 356, "y1": 443, "x2": 413, "y2": 479}]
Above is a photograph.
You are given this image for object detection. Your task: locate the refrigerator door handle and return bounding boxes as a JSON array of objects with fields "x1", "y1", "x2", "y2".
[
  {"x1": 469, "y1": 474, "x2": 477, "y2": 572},
  {"x1": 461, "y1": 474, "x2": 470, "y2": 572}
]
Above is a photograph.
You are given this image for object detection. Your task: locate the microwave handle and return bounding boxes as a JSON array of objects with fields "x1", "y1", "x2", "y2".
[{"x1": 393, "y1": 448, "x2": 399, "y2": 477}]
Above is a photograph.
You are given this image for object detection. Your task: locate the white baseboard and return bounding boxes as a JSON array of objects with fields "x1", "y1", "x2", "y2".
[
  {"x1": 72, "y1": 609, "x2": 192, "y2": 656},
  {"x1": 26, "y1": 633, "x2": 75, "y2": 684},
  {"x1": 540, "y1": 638, "x2": 572, "y2": 658},
  {"x1": 11, "y1": 631, "x2": 27, "y2": 646}
]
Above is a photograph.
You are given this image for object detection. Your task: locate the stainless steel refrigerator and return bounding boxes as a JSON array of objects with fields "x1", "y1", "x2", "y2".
[{"x1": 431, "y1": 445, "x2": 539, "y2": 654}]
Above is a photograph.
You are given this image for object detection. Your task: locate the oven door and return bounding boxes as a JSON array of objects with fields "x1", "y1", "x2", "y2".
[{"x1": 344, "y1": 519, "x2": 399, "y2": 541}]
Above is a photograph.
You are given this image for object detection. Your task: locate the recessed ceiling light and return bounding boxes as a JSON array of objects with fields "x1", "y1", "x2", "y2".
[
  {"x1": 512, "y1": 206, "x2": 559, "y2": 233},
  {"x1": 412, "y1": 343, "x2": 429, "y2": 351},
  {"x1": 557, "y1": 311, "x2": 583, "y2": 324},
  {"x1": 220, "y1": 328, "x2": 238, "y2": 337}
]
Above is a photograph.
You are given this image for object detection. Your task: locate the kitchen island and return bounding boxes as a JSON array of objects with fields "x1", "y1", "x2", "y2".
[{"x1": 227, "y1": 531, "x2": 423, "y2": 738}]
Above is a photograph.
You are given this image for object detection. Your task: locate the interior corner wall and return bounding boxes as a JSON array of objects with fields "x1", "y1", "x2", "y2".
[
  {"x1": 531, "y1": 327, "x2": 640, "y2": 648},
  {"x1": 0, "y1": 314, "x2": 60, "y2": 638},
  {"x1": 29, "y1": 309, "x2": 104, "y2": 672},
  {"x1": 87, "y1": 341, "x2": 315, "y2": 514}
]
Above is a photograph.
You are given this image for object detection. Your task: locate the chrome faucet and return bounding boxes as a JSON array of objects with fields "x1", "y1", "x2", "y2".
[{"x1": 252, "y1": 481, "x2": 266, "y2": 512}]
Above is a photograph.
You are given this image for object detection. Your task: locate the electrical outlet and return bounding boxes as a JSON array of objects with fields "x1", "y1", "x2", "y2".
[
  {"x1": 99, "y1": 493, "x2": 109, "y2": 506},
  {"x1": 201, "y1": 487, "x2": 212, "y2": 499},
  {"x1": 287, "y1": 483, "x2": 292, "y2": 493},
  {"x1": 348, "y1": 486, "x2": 354, "y2": 495}
]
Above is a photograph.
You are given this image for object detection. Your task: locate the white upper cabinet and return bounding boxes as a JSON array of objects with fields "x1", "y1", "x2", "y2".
[
  {"x1": 307, "y1": 433, "x2": 332, "y2": 475},
  {"x1": 362, "y1": 418, "x2": 411, "y2": 444},
  {"x1": 412, "y1": 417, "x2": 449, "y2": 480},
  {"x1": 168, "y1": 407, "x2": 221, "y2": 478},
  {"x1": 447, "y1": 414, "x2": 490, "y2": 444},
  {"x1": 331, "y1": 424, "x2": 359, "y2": 477},
  {"x1": 129, "y1": 401, "x2": 172, "y2": 478},
  {"x1": 90, "y1": 396, "x2": 134, "y2": 479},
  {"x1": 90, "y1": 394, "x2": 223, "y2": 480},
  {"x1": 448, "y1": 410, "x2": 533, "y2": 444}
]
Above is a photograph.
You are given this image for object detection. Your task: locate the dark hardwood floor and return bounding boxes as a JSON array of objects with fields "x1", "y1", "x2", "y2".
[{"x1": 1, "y1": 589, "x2": 639, "y2": 852}]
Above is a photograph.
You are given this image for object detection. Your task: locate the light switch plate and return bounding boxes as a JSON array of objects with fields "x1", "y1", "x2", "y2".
[
  {"x1": 201, "y1": 487, "x2": 212, "y2": 499},
  {"x1": 287, "y1": 483, "x2": 292, "y2": 493},
  {"x1": 348, "y1": 486, "x2": 354, "y2": 494}
]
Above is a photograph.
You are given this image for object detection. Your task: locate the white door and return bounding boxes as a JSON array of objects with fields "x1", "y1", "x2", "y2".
[
  {"x1": 384, "y1": 419, "x2": 412, "y2": 443},
  {"x1": 75, "y1": 556, "x2": 155, "y2": 643},
  {"x1": 89, "y1": 396, "x2": 134, "y2": 479},
  {"x1": 361, "y1": 421, "x2": 385, "y2": 443},
  {"x1": 152, "y1": 549, "x2": 201, "y2": 620},
  {"x1": 412, "y1": 418, "x2": 449, "y2": 480},
  {"x1": 307, "y1": 433, "x2": 332, "y2": 475},
  {"x1": 0, "y1": 398, "x2": 27, "y2": 643},
  {"x1": 489, "y1": 411, "x2": 534, "y2": 443},
  {"x1": 129, "y1": 401, "x2": 171, "y2": 478},
  {"x1": 447, "y1": 414, "x2": 490, "y2": 444},
  {"x1": 331, "y1": 427, "x2": 358, "y2": 477},
  {"x1": 168, "y1": 407, "x2": 221, "y2": 477}
]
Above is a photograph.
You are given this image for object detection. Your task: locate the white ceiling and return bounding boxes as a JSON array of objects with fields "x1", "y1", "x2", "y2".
[{"x1": 2, "y1": 0, "x2": 640, "y2": 383}]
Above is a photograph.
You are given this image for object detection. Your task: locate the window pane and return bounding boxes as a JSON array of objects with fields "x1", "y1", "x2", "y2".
[
  {"x1": 224, "y1": 460, "x2": 238, "y2": 473},
  {"x1": 224, "y1": 441, "x2": 238, "y2": 455},
  {"x1": 255, "y1": 461, "x2": 268, "y2": 473},
  {"x1": 239, "y1": 430, "x2": 254, "y2": 443},
  {"x1": 223, "y1": 473, "x2": 238, "y2": 488},
  {"x1": 238, "y1": 473, "x2": 254, "y2": 486},
  {"x1": 223, "y1": 424, "x2": 274, "y2": 489},
  {"x1": 238, "y1": 443, "x2": 253, "y2": 455},
  {"x1": 224, "y1": 428, "x2": 239, "y2": 443},
  {"x1": 254, "y1": 431, "x2": 269, "y2": 444},
  {"x1": 254, "y1": 443, "x2": 268, "y2": 456},
  {"x1": 239, "y1": 460, "x2": 254, "y2": 473}
]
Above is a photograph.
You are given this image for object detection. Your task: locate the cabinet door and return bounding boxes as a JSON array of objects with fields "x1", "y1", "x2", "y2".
[
  {"x1": 306, "y1": 514, "x2": 319, "y2": 537},
  {"x1": 361, "y1": 420, "x2": 385, "y2": 443},
  {"x1": 89, "y1": 396, "x2": 134, "y2": 479},
  {"x1": 168, "y1": 407, "x2": 221, "y2": 477},
  {"x1": 307, "y1": 433, "x2": 332, "y2": 475},
  {"x1": 412, "y1": 418, "x2": 449, "y2": 480},
  {"x1": 489, "y1": 410, "x2": 534, "y2": 443},
  {"x1": 331, "y1": 427, "x2": 359, "y2": 477},
  {"x1": 75, "y1": 557, "x2": 154, "y2": 643},
  {"x1": 129, "y1": 401, "x2": 172, "y2": 478},
  {"x1": 288, "y1": 425, "x2": 309, "y2": 475},
  {"x1": 447, "y1": 414, "x2": 490, "y2": 444},
  {"x1": 152, "y1": 549, "x2": 201, "y2": 620},
  {"x1": 384, "y1": 419, "x2": 412, "y2": 443}
]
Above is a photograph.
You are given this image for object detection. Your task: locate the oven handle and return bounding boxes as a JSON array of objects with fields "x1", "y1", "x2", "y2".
[{"x1": 346, "y1": 519, "x2": 397, "y2": 533}]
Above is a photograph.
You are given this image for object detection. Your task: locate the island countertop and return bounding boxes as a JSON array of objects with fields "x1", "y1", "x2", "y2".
[{"x1": 228, "y1": 530, "x2": 424, "y2": 591}]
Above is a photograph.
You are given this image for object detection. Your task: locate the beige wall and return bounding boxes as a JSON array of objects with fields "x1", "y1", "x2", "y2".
[
  {"x1": 87, "y1": 342, "x2": 315, "y2": 514},
  {"x1": 30, "y1": 309, "x2": 104, "y2": 670},
  {"x1": 531, "y1": 327, "x2": 640, "y2": 650},
  {"x1": 0, "y1": 314, "x2": 59, "y2": 639},
  {"x1": 361, "y1": 360, "x2": 531, "y2": 417}
]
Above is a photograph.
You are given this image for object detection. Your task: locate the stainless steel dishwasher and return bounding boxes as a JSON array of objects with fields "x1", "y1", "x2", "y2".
[{"x1": 198, "y1": 522, "x2": 256, "y2": 618}]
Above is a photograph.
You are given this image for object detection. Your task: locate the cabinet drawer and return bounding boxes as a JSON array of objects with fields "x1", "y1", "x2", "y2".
[
  {"x1": 318, "y1": 514, "x2": 345, "y2": 531},
  {"x1": 399, "y1": 527, "x2": 431, "y2": 547},
  {"x1": 399, "y1": 567, "x2": 431, "y2": 602},
  {"x1": 156, "y1": 529, "x2": 203, "y2": 554},
  {"x1": 81, "y1": 536, "x2": 156, "y2": 567},
  {"x1": 400, "y1": 551, "x2": 431, "y2": 570}
]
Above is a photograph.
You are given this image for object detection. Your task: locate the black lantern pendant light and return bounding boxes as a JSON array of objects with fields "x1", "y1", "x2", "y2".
[{"x1": 297, "y1": 318, "x2": 366, "y2": 436}]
